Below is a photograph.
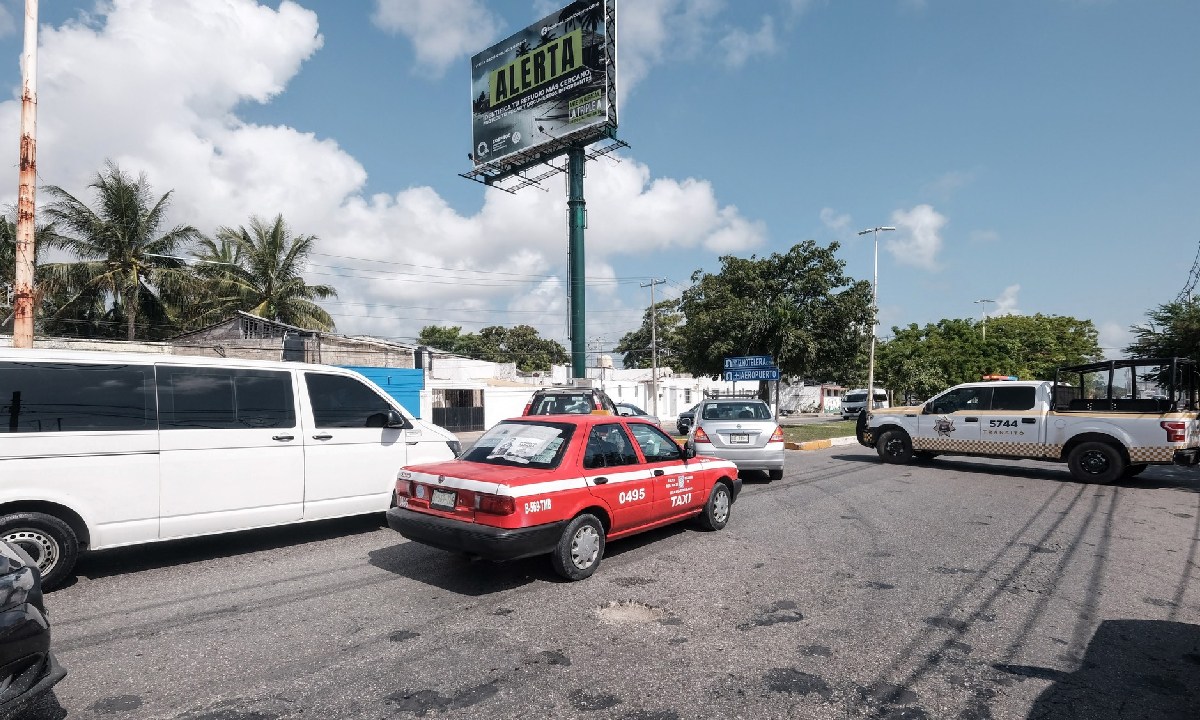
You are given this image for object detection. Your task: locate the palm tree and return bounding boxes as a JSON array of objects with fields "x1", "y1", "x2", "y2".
[
  {"x1": 209, "y1": 214, "x2": 337, "y2": 331},
  {"x1": 41, "y1": 162, "x2": 201, "y2": 340},
  {"x1": 1, "y1": 214, "x2": 63, "y2": 328}
]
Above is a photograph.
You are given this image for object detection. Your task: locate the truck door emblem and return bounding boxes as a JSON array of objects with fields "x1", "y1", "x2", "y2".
[{"x1": 934, "y1": 416, "x2": 955, "y2": 437}]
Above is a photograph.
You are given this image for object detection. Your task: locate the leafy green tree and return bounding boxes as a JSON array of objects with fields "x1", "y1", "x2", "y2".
[
  {"x1": 615, "y1": 299, "x2": 684, "y2": 369},
  {"x1": 42, "y1": 162, "x2": 202, "y2": 340},
  {"x1": 676, "y1": 240, "x2": 873, "y2": 383},
  {"x1": 417, "y1": 325, "x2": 466, "y2": 352},
  {"x1": 877, "y1": 314, "x2": 1101, "y2": 401},
  {"x1": 1125, "y1": 297, "x2": 1200, "y2": 363},
  {"x1": 415, "y1": 324, "x2": 568, "y2": 372},
  {"x1": 205, "y1": 215, "x2": 337, "y2": 331}
]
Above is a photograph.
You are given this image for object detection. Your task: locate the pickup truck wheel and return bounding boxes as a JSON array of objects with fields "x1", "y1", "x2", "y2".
[
  {"x1": 698, "y1": 482, "x2": 732, "y2": 531},
  {"x1": 855, "y1": 409, "x2": 869, "y2": 444},
  {"x1": 550, "y1": 513, "x2": 605, "y2": 581},
  {"x1": 876, "y1": 430, "x2": 915, "y2": 464},
  {"x1": 1121, "y1": 463, "x2": 1148, "y2": 479},
  {"x1": 1067, "y1": 442, "x2": 1124, "y2": 484}
]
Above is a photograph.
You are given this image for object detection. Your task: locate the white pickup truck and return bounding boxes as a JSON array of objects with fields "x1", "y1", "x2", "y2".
[{"x1": 857, "y1": 357, "x2": 1200, "y2": 483}]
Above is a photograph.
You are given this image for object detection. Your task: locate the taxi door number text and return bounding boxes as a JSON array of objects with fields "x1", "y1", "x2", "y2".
[{"x1": 618, "y1": 488, "x2": 646, "y2": 504}]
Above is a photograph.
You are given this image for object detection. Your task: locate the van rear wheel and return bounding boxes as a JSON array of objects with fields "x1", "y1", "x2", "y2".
[{"x1": 0, "y1": 512, "x2": 79, "y2": 590}]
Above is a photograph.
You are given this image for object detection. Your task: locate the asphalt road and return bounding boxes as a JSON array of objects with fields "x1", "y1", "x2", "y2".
[{"x1": 20, "y1": 447, "x2": 1200, "y2": 720}]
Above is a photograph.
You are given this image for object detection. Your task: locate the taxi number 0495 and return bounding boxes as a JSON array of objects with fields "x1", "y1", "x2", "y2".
[{"x1": 618, "y1": 488, "x2": 646, "y2": 504}]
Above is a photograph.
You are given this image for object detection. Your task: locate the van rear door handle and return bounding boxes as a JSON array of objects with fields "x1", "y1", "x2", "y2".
[
  {"x1": 311, "y1": 433, "x2": 333, "y2": 440},
  {"x1": 272, "y1": 434, "x2": 295, "y2": 442}
]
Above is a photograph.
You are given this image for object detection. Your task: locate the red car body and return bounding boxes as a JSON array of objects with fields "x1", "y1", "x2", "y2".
[{"x1": 386, "y1": 415, "x2": 741, "y2": 579}]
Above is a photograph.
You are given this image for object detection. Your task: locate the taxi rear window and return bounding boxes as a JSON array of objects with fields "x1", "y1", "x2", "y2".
[{"x1": 462, "y1": 421, "x2": 575, "y2": 469}]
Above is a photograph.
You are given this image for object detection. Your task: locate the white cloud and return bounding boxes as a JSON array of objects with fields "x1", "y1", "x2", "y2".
[
  {"x1": 819, "y1": 207, "x2": 852, "y2": 235},
  {"x1": 922, "y1": 170, "x2": 974, "y2": 201},
  {"x1": 618, "y1": 0, "x2": 721, "y2": 98},
  {"x1": 885, "y1": 204, "x2": 946, "y2": 270},
  {"x1": 371, "y1": 0, "x2": 501, "y2": 76},
  {"x1": 0, "y1": 0, "x2": 762, "y2": 343},
  {"x1": 0, "y1": 5, "x2": 14, "y2": 37},
  {"x1": 718, "y1": 15, "x2": 778, "y2": 68},
  {"x1": 993, "y1": 284, "x2": 1020, "y2": 315},
  {"x1": 1098, "y1": 322, "x2": 1132, "y2": 359}
]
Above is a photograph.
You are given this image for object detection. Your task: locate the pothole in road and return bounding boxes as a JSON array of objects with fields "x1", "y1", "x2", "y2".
[{"x1": 596, "y1": 600, "x2": 668, "y2": 624}]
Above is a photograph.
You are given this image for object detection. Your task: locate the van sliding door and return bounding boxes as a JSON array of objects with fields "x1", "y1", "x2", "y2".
[{"x1": 157, "y1": 366, "x2": 303, "y2": 538}]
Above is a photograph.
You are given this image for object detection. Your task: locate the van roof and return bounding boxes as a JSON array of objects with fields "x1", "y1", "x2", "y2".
[{"x1": 0, "y1": 346, "x2": 361, "y2": 374}]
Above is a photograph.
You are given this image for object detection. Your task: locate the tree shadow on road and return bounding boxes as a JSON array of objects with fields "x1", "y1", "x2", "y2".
[
  {"x1": 998, "y1": 619, "x2": 1200, "y2": 719},
  {"x1": 829, "y1": 454, "x2": 1200, "y2": 493}
]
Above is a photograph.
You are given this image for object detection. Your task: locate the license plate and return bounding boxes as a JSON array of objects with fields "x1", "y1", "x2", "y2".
[
  {"x1": 729, "y1": 433, "x2": 750, "y2": 444},
  {"x1": 431, "y1": 489, "x2": 456, "y2": 510}
]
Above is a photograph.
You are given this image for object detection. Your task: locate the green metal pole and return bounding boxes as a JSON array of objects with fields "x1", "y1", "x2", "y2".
[{"x1": 568, "y1": 145, "x2": 586, "y2": 379}]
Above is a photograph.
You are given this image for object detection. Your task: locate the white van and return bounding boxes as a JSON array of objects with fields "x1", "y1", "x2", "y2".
[
  {"x1": 0, "y1": 347, "x2": 458, "y2": 588},
  {"x1": 841, "y1": 388, "x2": 889, "y2": 420}
]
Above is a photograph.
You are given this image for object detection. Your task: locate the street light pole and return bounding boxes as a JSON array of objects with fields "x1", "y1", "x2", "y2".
[
  {"x1": 857, "y1": 226, "x2": 895, "y2": 414},
  {"x1": 640, "y1": 278, "x2": 665, "y2": 418},
  {"x1": 974, "y1": 298, "x2": 994, "y2": 341}
]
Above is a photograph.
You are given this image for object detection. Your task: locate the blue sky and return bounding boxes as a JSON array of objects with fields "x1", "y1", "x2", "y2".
[{"x1": 0, "y1": 0, "x2": 1196, "y2": 363}]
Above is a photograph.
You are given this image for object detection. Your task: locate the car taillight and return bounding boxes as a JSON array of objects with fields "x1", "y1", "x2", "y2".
[
  {"x1": 522, "y1": 401, "x2": 532, "y2": 415},
  {"x1": 1162, "y1": 420, "x2": 1188, "y2": 442},
  {"x1": 396, "y1": 479, "x2": 413, "y2": 497},
  {"x1": 475, "y1": 492, "x2": 515, "y2": 515},
  {"x1": 769, "y1": 426, "x2": 784, "y2": 443},
  {"x1": 693, "y1": 426, "x2": 711, "y2": 444}
]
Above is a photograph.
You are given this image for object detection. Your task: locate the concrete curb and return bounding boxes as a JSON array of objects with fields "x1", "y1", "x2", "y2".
[{"x1": 786, "y1": 435, "x2": 858, "y2": 452}]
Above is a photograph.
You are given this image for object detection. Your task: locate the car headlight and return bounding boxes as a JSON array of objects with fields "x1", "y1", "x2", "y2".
[{"x1": 446, "y1": 440, "x2": 462, "y2": 457}]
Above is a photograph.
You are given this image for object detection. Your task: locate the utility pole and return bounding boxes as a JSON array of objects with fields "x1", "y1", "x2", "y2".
[
  {"x1": 974, "y1": 299, "x2": 994, "y2": 342},
  {"x1": 641, "y1": 278, "x2": 665, "y2": 418},
  {"x1": 12, "y1": 0, "x2": 39, "y2": 348}
]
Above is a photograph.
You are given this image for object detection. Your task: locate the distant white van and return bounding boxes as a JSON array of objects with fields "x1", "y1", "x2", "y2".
[
  {"x1": 0, "y1": 347, "x2": 458, "y2": 588},
  {"x1": 841, "y1": 388, "x2": 889, "y2": 420}
]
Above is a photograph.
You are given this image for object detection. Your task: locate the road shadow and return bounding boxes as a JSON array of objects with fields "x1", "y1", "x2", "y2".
[
  {"x1": 998, "y1": 619, "x2": 1200, "y2": 719},
  {"x1": 829, "y1": 454, "x2": 1200, "y2": 493},
  {"x1": 71, "y1": 515, "x2": 387, "y2": 586},
  {"x1": 370, "y1": 521, "x2": 692, "y2": 596},
  {"x1": 368, "y1": 541, "x2": 549, "y2": 596}
]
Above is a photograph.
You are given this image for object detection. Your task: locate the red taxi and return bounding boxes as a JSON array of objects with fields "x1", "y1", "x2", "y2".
[{"x1": 385, "y1": 415, "x2": 741, "y2": 580}]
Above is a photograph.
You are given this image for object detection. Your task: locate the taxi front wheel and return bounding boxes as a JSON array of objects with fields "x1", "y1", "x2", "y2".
[{"x1": 551, "y1": 513, "x2": 606, "y2": 581}]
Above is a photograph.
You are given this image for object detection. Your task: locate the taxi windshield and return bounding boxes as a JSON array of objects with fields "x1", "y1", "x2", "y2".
[{"x1": 461, "y1": 421, "x2": 575, "y2": 469}]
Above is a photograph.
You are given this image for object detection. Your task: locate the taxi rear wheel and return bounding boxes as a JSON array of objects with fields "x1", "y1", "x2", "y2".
[
  {"x1": 698, "y1": 482, "x2": 732, "y2": 531},
  {"x1": 551, "y1": 513, "x2": 605, "y2": 581}
]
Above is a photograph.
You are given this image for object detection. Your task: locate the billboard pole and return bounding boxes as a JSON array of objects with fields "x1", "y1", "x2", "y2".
[{"x1": 568, "y1": 144, "x2": 586, "y2": 379}]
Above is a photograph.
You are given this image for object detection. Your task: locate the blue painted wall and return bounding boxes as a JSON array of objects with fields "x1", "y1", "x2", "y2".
[{"x1": 341, "y1": 366, "x2": 424, "y2": 417}]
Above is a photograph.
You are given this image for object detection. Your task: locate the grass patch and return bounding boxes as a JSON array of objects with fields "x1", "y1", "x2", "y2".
[{"x1": 782, "y1": 421, "x2": 857, "y2": 443}]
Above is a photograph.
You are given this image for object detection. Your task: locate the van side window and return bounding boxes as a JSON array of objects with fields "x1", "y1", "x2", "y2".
[
  {"x1": 158, "y1": 367, "x2": 295, "y2": 430},
  {"x1": 305, "y1": 373, "x2": 395, "y2": 428},
  {"x1": 0, "y1": 362, "x2": 155, "y2": 433}
]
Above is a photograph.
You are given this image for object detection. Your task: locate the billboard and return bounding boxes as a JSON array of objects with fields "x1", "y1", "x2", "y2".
[{"x1": 470, "y1": 0, "x2": 616, "y2": 169}]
